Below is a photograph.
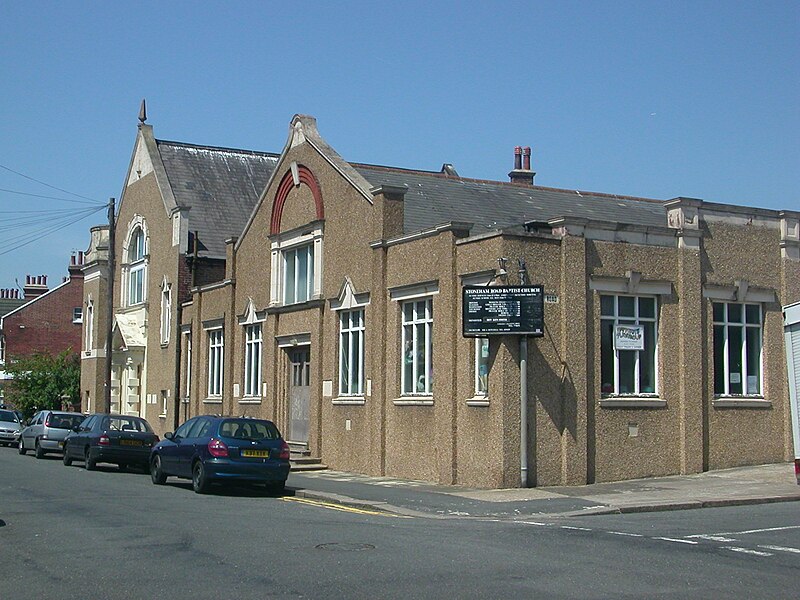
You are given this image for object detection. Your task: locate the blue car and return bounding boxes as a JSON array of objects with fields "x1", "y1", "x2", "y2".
[{"x1": 150, "y1": 416, "x2": 291, "y2": 494}]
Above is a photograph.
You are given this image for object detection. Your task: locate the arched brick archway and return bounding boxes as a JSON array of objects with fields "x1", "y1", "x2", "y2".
[{"x1": 269, "y1": 165, "x2": 324, "y2": 235}]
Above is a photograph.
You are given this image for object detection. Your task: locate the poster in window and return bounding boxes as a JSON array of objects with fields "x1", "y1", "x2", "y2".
[{"x1": 614, "y1": 325, "x2": 645, "y2": 350}]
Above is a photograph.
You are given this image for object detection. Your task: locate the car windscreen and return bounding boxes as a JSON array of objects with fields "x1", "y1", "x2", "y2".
[
  {"x1": 0, "y1": 409, "x2": 19, "y2": 423},
  {"x1": 102, "y1": 417, "x2": 153, "y2": 433},
  {"x1": 46, "y1": 414, "x2": 85, "y2": 430},
  {"x1": 219, "y1": 419, "x2": 280, "y2": 441}
]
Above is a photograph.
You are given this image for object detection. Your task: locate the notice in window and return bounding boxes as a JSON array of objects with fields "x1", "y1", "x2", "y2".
[{"x1": 614, "y1": 325, "x2": 645, "y2": 351}]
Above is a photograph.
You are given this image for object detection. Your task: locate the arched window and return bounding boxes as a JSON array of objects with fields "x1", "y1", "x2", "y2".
[{"x1": 127, "y1": 226, "x2": 147, "y2": 306}]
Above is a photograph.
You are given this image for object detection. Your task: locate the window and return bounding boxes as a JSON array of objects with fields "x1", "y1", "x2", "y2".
[
  {"x1": 401, "y1": 298, "x2": 433, "y2": 395},
  {"x1": 160, "y1": 390, "x2": 168, "y2": 417},
  {"x1": 600, "y1": 295, "x2": 657, "y2": 395},
  {"x1": 475, "y1": 338, "x2": 490, "y2": 396},
  {"x1": 0, "y1": 334, "x2": 5, "y2": 364},
  {"x1": 160, "y1": 282, "x2": 171, "y2": 344},
  {"x1": 72, "y1": 307, "x2": 83, "y2": 323},
  {"x1": 207, "y1": 329, "x2": 224, "y2": 398},
  {"x1": 283, "y1": 244, "x2": 314, "y2": 305},
  {"x1": 127, "y1": 226, "x2": 147, "y2": 306},
  {"x1": 339, "y1": 309, "x2": 364, "y2": 396},
  {"x1": 243, "y1": 324, "x2": 262, "y2": 397},
  {"x1": 84, "y1": 300, "x2": 94, "y2": 350},
  {"x1": 713, "y1": 302, "x2": 762, "y2": 396},
  {"x1": 184, "y1": 333, "x2": 192, "y2": 400},
  {"x1": 270, "y1": 224, "x2": 323, "y2": 307}
]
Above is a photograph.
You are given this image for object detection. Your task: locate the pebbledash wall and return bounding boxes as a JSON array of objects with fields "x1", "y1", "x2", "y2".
[{"x1": 84, "y1": 113, "x2": 800, "y2": 488}]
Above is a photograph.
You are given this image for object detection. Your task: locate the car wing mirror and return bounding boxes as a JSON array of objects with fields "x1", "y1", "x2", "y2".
[
  {"x1": 72, "y1": 425, "x2": 81, "y2": 433},
  {"x1": 164, "y1": 432, "x2": 174, "y2": 441}
]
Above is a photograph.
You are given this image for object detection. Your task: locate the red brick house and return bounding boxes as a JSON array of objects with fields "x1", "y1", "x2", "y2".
[{"x1": 0, "y1": 254, "x2": 86, "y2": 400}]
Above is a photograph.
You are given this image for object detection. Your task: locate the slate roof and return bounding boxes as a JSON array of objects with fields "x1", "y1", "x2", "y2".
[
  {"x1": 354, "y1": 165, "x2": 667, "y2": 235},
  {"x1": 0, "y1": 297, "x2": 26, "y2": 320},
  {"x1": 156, "y1": 141, "x2": 279, "y2": 258}
]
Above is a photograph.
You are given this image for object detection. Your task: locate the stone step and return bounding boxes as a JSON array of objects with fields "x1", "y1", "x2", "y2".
[{"x1": 290, "y1": 457, "x2": 328, "y2": 472}]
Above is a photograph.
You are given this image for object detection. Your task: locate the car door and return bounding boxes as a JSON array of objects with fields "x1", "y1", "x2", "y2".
[
  {"x1": 159, "y1": 418, "x2": 195, "y2": 475},
  {"x1": 66, "y1": 415, "x2": 92, "y2": 458},
  {"x1": 177, "y1": 417, "x2": 211, "y2": 477},
  {"x1": 26, "y1": 412, "x2": 44, "y2": 448}
]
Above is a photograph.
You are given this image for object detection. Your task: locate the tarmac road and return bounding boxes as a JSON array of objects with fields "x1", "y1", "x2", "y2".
[{"x1": 2, "y1": 448, "x2": 799, "y2": 599}]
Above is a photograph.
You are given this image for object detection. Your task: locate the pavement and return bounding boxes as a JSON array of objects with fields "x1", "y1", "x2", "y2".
[{"x1": 287, "y1": 462, "x2": 800, "y2": 520}]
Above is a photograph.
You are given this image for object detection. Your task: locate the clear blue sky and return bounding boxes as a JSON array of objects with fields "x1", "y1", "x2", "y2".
[{"x1": 1, "y1": 1, "x2": 797, "y2": 289}]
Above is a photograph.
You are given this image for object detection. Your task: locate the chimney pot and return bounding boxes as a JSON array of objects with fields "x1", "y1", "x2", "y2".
[
  {"x1": 522, "y1": 146, "x2": 532, "y2": 171},
  {"x1": 514, "y1": 146, "x2": 523, "y2": 170}
]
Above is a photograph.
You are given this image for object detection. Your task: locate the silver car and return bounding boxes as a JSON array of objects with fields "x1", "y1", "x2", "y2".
[
  {"x1": 18, "y1": 410, "x2": 86, "y2": 458},
  {"x1": 0, "y1": 409, "x2": 22, "y2": 446}
]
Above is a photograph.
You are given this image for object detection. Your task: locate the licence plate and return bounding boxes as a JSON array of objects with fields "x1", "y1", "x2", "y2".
[
  {"x1": 242, "y1": 449, "x2": 269, "y2": 458},
  {"x1": 120, "y1": 439, "x2": 143, "y2": 446}
]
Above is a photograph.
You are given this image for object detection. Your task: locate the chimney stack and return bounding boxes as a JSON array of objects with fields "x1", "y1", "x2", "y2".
[
  {"x1": 23, "y1": 274, "x2": 48, "y2": 300},
  {"x1": 508, "y1": 145, "x2": 535, "y2": 186}
]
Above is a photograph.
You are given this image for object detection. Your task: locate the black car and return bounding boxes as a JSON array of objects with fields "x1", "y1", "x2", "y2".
[
  {"x1": 150, "y1": 415, "x2": 290, "y2": 493},
  {"x1": 62, "y1": 413, "x2": 159, "y2": 471}
]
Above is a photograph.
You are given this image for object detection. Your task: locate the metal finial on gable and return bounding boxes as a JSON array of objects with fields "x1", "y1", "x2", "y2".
[{"x1": 138, "y1": 99, "x2": 147, "y2": 125}]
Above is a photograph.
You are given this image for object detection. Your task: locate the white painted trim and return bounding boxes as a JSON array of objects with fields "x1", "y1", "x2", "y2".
[
  {"x1": 703, "y1": 284, "x2": 776, "y2": 304},
  {"x1": 275, "y1": 333, "x2": 311, "y2": 348},
  {"x1": 590, "y1": 276, "x2": 672, "y2": 296},
  {"x1": 393, "y1": 397, "x2": 434, "y2": 406},
  {"x1": 389, "y1": 280, "x2": 440, "y2": 302},
  {"x1": 712, "y1": 398, "x2": 771, "y2": 409},
  {"x1": 599, "y1": 398, "x2": 666, "y2": 408},
  {"x1": 466, "y1": 398, "x2": 491, "y2": 407},
  {"x1": 332, "y1": 398, "x2": 366, "y2": 405},
  {"x1": 238, "y1": 399, "x2": 262, "y2": 405}
]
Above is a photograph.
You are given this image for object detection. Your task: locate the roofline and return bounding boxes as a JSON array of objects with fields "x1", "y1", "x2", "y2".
[
  {"x1": 0, "y1": 277, "x2": 74, "y2": 329},
  {"x1": 154, "y1": 138, "x2": 281, "y2": 160}
]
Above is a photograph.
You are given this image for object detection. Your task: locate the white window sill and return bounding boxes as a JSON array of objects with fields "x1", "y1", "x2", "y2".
[
  {"x1": 713, "y1": 397, "x2": 771, "y2": 409},
  {"x1": 599, "y1": 397, "x2": 666, "y2": 409},
  {"x1": 203, "y1": 398, "x2": 223, "y2": 404},
  {"x1": 332, "y1": 397, "x2": 366, "y2": 405},
  {"x1": 393, "y1": 397, "x2": 434, "y2": 406},
  {"x1": 466, "y1": 396, "x2": 490, "y2": 407},
  {"x1": 159, "y1": 413, "x2": 167, "y2": 419},
  {"x1": 181, "y1": 397, "x2": 190, "y2": 404},
  {"x1": 239, "y1": 398, "x2": 262, "y2": 404}
]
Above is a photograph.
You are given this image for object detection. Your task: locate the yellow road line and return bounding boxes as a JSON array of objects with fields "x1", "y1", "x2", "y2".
[{"x1": 281, "y1": 496, "x2": 410, "y2": 518}]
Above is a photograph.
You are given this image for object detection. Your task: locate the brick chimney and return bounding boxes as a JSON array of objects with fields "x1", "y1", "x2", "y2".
[
  {"x1": 23, "y1": 275, "x2": 48, "y2": 299},
  {"x1": 508, "y1": 146, "x2": 535, "y2": 186},
  {"x1": 67, "y1": 251, "x2": 85, "y2": 280}
]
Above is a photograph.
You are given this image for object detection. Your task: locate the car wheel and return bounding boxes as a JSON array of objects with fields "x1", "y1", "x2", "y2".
[
  {"x1": 18, "y1": 438, "x2": 26, "y2": 455},
  {"x1": 150, "y1": 455, "x2": 167, "y2": 485},
  {"x1": 272, "y1": 480, "x2": 286, "y2": 494},
  {"x1": 118, "y1": 463, "x2": 128, "y2": 472},
  {"x1": 62, "y1": 444, "x2": 72, "y2": 466},
  {"x1": 84, "y1": 447, "x2": 96, "y2": 471},
  {"x1": 35, "y1": 440, "x2": 45, "y2": 459},
  {"x1": 192, "y1": 461, "x2": 210, "y2": 494}
]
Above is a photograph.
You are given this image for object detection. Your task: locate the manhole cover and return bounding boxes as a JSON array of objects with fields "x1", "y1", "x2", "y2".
[{"x1": 315, "y1": 543, "x2": 375, "y2": 552}]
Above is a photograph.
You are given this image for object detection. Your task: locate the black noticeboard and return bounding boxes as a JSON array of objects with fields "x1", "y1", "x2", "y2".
[{"x1": 462, "y1": 285, "x2": 545, "y2": 337}]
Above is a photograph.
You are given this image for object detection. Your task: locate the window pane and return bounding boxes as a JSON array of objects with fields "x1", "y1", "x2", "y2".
[
  {"x1": 638, "y1": 297, "x2": 655, "y2": 319},
  {"x1": 403, "y1": 324, "x2": 413, "y2": 394},
  {"x1": 713, "y1": 325, "x2": 725, "y2": 394},
  {"x1": 403, "y1": 302, "x2": 413, "y2": 323},
  {"x1": 415, "y1": 323, "x2": 426, "y2": 392},
  {"x1": 728, "y1": 304, "x2": 742, "y2": 323},
  {"x1": 745, "y1": 327, "x2": 761, "y2": 394},
  {"x1": 340, "y1": 330, "x2": 350, "y2": 394},
  {"x1": 416, "y1": 300, "x2": 426, "y2": 320},
  {"x1": 284, "y1": 250, "x2": 296, "y2": 304},
  {"x1": 352, "y1": 330, "x2": 361, "y2": 394},
  {"x1": 712, "y1": 302, "x2": 724, "y2": 323},
  {"x1": 639, "y1": 322, "x2": 656, "y2": 393},
  {"x1": 618, "y1": 296, "x2": 635, "y2": 317},
  {"x1": 297, "y1": 247, "x2": 308, "y2": 302},
  {"x1": 727, "y1": 325, "x2": 743, "y2": 394},
  {"x1": 600, "y1": 320, "x2": 614, "y2": 394},
  {"x1": 600, "y1": 295, "x2": 614, "y2": 316},
  {"x1": 476, "y1": 338, "x2": 489, "y2": 395},
  {"x1": 745, "y1": 304, "x2": 760, "y2": 325},
  {"x1": 618, "y1": 350, "x2": 636, "y2": 394}
]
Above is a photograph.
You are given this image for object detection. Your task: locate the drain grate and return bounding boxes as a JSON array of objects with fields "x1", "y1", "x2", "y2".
[{"x1": 315, "y1": 542, "x2": 375, "y2": 552}]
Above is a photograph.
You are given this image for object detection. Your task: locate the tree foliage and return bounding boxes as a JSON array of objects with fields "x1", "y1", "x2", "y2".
[{"x1": 4, "y1": 350, "x2": 80, "y2": 419}]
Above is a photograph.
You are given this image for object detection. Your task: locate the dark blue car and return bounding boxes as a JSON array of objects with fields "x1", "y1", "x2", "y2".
[{"x1": 150, "y1": 416, "x2": 291, "y2": 494}]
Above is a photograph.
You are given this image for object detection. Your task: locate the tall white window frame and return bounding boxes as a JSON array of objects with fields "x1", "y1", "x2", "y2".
[
  {"x1": 269, "y1": 224, "x2": 323, "y2": 307},
  {"x1": 207, "y1": 328, "x2": 224, "y2": 398},
  {"x1": 184, "y1": 332, "x2": 192, "y2": 400},
  {"x1": 84, "y1": 299, "x2": 94, "y2": 351},
  {"x1": 713, "y1": 302, "x2": 762, "y2": 396},
  {"x1": 127, "y1": 226, "x2": 147, "y2": 306},
  {"x1": 160, "y1": 280, "x2": 172, "y2": 345},
  {"x1": 401, "y1": 298, "x2": 433, "y2": 395},
  {"x1": 600, "y1": 294, "x2": 658, "y2": 396},
  {"x1": 243, "y1": 324, "x2": 263, "y2": 398},
  {"x1": 474, "y1": 338, "x2": 490, "y2": 396},
  {"x1": 339, "y1": 309, "x2": 365, "y2": 396}
]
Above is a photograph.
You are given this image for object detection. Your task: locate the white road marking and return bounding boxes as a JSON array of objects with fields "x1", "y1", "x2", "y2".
[
  {"x1": 758, "y1": 545, "x2": 800, "y2": 555},
  {"x1": 689, "y1": 525, "x2": 800, "y2": 538},
  {"x1": 561, "y1": 526, "x2": 592, "y2": 531},
  {"x1": 723, "y1": 546, "x2": 773, "y2": 557},
  {"x1": 606, "y1": 531, "x2": 644, "y2": 537},
  {"x1": 652, "y1": 537, "x2": 698, "y2": 545},
  {"x1": 691, "y1": 535, "x2": 738, "y2": 542},
  {"x1": 518, "y1": 521, "x2": 551, "y2": 526}
]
